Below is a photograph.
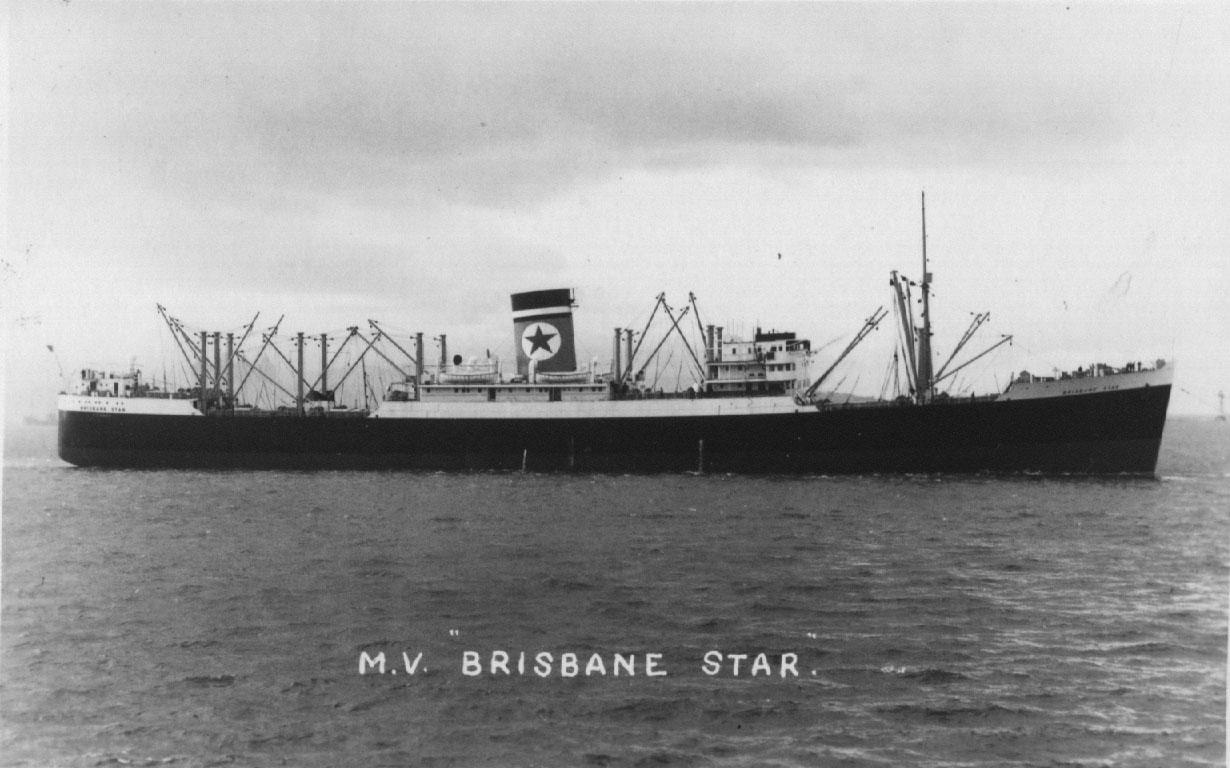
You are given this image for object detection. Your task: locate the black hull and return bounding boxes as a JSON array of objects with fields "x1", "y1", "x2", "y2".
[{"x1": 58, "y1": 385, "x2": 1171, "y2": 475}]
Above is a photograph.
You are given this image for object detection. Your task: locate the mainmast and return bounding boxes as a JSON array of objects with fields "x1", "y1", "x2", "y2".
[{"x1": 917, "y1": 191, "x2": 934, "y2": 403}]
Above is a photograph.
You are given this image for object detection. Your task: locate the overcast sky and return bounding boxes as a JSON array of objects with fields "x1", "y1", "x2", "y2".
[{"x1": 5, "y1": 2, "x2": 1228, "y2": 418}]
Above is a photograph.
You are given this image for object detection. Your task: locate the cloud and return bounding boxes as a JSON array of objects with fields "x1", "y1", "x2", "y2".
[{"x1": 12, "y1": 2, "x2": 1204, "y2": 214}]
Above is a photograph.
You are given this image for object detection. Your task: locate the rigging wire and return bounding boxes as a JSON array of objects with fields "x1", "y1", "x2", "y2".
[
  {"x1": 878, "y1": 354, "x2": 897, "y2": 401},
  {"x1": 841, "y1": 373, "x2": 862, "y2": 405}
]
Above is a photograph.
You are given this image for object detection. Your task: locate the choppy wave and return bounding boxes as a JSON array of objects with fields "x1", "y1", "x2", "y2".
[{"x1": 1, "y1": 418, "x2": 1226, "y2": 766}]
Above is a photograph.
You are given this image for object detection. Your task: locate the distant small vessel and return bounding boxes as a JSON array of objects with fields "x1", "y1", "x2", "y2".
[{"x1": 56, "y1": 197, "x2": 1172, "y2": 474}]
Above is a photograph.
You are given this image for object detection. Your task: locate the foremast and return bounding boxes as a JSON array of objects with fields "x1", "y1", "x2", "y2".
[
  {"x1": 889, "y1": 193, "x2": 1010, "y2": 404},
  {"x1": 917, "y1": 191, "x2": 935, "y2": 403}
]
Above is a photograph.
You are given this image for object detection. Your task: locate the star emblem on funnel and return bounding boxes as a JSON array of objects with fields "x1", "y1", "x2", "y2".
[{"x1": 521, "y1": 322, "x2": 560, "y2": 360}]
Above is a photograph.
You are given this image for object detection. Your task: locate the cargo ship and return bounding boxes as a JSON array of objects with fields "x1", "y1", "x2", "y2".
[
  {"x1": 56, "y1": 205, "x2": 1173, "y2": 474},
  {"x1": 56, "y1": 289, "x2": 1173, "y2": 474}
]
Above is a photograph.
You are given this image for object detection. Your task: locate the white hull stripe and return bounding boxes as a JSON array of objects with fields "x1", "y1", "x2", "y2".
[
  {"x1": 997, "y1": 366, "x2": 1172, "y2": 401},
  {"x1": 58, "y1": 369, "x2": 1170, "y2": 419},
  {"x1": 58, "y1": 394, "x2": 203, "y2": 416}
]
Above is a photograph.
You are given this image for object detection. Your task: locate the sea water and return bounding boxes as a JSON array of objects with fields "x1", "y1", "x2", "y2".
[{"x1": 2, "y1": 418, "x2": 1226, "y2": 767}]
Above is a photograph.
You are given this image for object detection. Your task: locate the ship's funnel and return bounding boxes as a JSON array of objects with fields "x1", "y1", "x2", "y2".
[{"x1": 511, "y1": 288, "x2": 577, "y2": 376}]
